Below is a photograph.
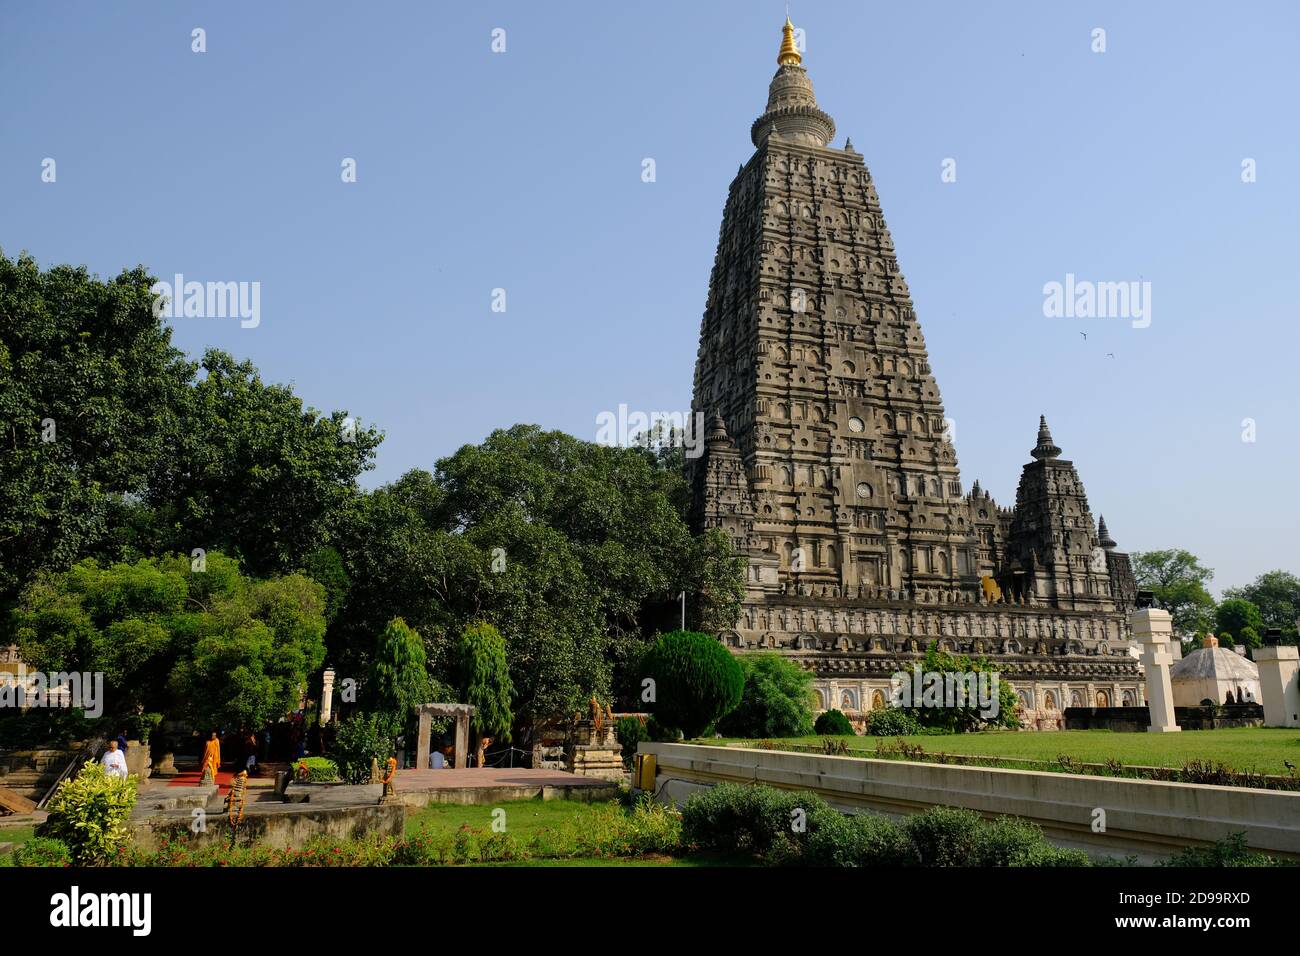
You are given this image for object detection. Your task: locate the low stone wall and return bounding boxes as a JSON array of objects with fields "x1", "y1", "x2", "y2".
[
  {"x1": 130, "y1": 801, "x2": 404, "y2": 853},
  {"x1": 398, "y1": 782, "x2": 619, "y2": 809},
  {"x1": 640, "y1": 742, "x2": 1300, "y2": 862},
  {"x1": 1063, "y1": 704, "x2": 1264, "y2": 732}
]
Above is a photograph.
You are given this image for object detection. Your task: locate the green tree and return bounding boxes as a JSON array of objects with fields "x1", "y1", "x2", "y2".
[
  {"x1": 331, "y1": 712, "x2": 393, "y2": 784},
  {"x1": 902, "y1": 644, "x2": 1020, "y2": 733},
  {"x1": 331, "y1": 426, "x2": 746, "y2": 721},
  {"x1": 167, "y1": 568, "x2": 327, "y2": 729},
  {"x1": 455, "y1": 621, "x2": 514, "y2": 741},
  {"x1": 0, "y1": 252, "x2": 193, "y2": 606},
  {"x1": 716, "y1": 653, "x2": 815, "y2": 738},
  {"x1": 1224, "y1": 570, "x2": 1300, "y2": 644},
  {"x1": 1215, "y1": 598, "x2": 1263, "y2": 646},
  {"x1": 1132, "y1": 549, "x2": 1216, "y2": 637},
  {"x1": 144, "y1": 349, "x2": 381, "y2": 577},
  {"x1": 14, "y1": 552, "x2": 326, "y2": 728},
  {"x1": 642, "y1": 630, "x2": 744, "y2": 738},
  {"x1": 366, "y1": 617, "x2": 430, "y2": 738}
]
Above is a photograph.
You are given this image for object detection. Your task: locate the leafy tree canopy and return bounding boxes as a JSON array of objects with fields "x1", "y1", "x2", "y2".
[
  {"x1": 1224, "y1": 570, "x2": 1300, "y2": 644},
  {"x1": 716, "y1": 652, "x2": 815, "y2": 738},
  {"x1": 1214, "y1": 598, "x2": 1263, "y2": 646},
  {"x1": 0, "y1": 252, "x2": 193, "y2": 605},
  {"x1": 13, "y1": 552, "x2": 326, "y2": 729},
  {"x1": 1132, "y1": 549, "x2": 1216, "y2": 637},
  {"x1": 0, "y1": 252, "x2": 381, "y2": 613},
  {"x1": 331, "y1": 426, "x2": 746, "y2": 721}
]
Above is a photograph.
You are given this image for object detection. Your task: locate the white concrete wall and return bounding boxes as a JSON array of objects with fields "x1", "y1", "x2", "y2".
[{"x1": 640, "y1": 742, "x2": 1300, "y2": 862}]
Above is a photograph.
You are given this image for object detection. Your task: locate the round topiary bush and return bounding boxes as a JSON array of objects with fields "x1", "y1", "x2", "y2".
[
  {"x1": 867, "y1": 706, "x2": 922, "y2": 737},
  {"x1": 642, "y1": 630, "x2": 744, "y2": 739},
  {"x1": 814, "y1": 708, "x2": 856, "y2": 736}
]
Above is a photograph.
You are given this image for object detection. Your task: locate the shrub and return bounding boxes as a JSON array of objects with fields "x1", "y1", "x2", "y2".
[
  {"x1": 642, "y1": 630, "x2": 744, "y2": 739},
  {"x1": 332, "y1": 713, "x2": 393, "y2": 784},
  {"x1": 813, "y1": 708, "x2": 855, "y2": 736},
  {"x1": 645, "y1": 716, "x2": 679, "y2": 742},
  {"x1": 804, "y1": 811, "x2": 918, "y2": 867},
  {"x1": 294, "y1": 756, "x2": 339, "y2": 782},
  {"x1": 1162, "y1": 832, "x2": 1294, "y2": 867},
  {"x1": 974, "y1": 816, "x2": 1063, "y2": 866},
  {"x1": 867, "y1": 707, "x2": 921, "y2": 737},
  {"x1": 619, "y1": 797, "x2": 683, "y2": 855},
  {"x1": 903, "y1": 806, "x2": 984, "y2": 867},
  {"x1": 716, "y1": 653, "x2": 815, "y2": 738},
  {"x1": 14, "y1": 836, "x2": 72, "y2": 867},
  {"x1": 681, "y1": 782, "x2": 827, "y2": 858},
  {"x1": 40, "y1": 762, "x2": 138, "y2": 864},
  {"x1": 615, "y1": 716, "x2": 648, "y2": 766}
]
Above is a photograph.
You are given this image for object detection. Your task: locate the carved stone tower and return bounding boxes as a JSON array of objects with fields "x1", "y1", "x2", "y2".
[{"x1": 687, "y1": 20, "x2": 1141, "y2": 726}]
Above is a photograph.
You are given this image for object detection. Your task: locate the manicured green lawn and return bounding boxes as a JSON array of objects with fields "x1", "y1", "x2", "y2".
[
  {"x1": 721, "y1": 727, "x2": 1300, "y2": 775},
  {"x1": 405, "y1": 797, "x2": 603, "y2": 841}
]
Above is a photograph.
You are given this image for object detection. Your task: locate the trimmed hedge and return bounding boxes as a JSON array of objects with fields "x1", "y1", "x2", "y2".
[
  {"x1": 681, "y1": 783, "x2": 1093, "y2": 867},
  {"x1": 642, "y1": 630, "x2": 744, "y2": 739},
  {"x1": 814, "y1": 708, "x2": 856, "y2": 736}
]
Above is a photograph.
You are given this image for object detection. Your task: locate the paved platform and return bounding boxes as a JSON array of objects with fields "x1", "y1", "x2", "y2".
[{"x1": 395, "y1": 767, "x2": 621, "y2": 807}]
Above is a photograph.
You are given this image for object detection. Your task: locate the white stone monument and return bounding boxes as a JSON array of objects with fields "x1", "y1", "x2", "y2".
[
  {"x1": 320, "y1": 668, "x2": 336, "y2": 724},
  {"x1": 1254, "y1": 645, "x2": 1299, "y2": 728},
  {"x1": 1131, "y1": 608, "x2": 1180, "y2": 732}
]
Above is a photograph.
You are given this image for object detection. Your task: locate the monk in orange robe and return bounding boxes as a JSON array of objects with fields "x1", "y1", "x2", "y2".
[{"x1": 199, "y1": 732, "x2": 221, "y2": 781}]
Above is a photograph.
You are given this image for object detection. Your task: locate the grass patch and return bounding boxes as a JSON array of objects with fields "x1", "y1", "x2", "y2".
[
  {"x1": 405, "y1": 797, "x2": 598, "y2": 843},
  {"x1": 718, "y1": 727, "x2": 1300, "y2": 777}
]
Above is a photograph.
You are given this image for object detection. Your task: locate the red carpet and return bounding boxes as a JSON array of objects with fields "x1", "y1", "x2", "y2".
[{"x1": 166, "y1": 768, "x2": 236, "y2": 794}]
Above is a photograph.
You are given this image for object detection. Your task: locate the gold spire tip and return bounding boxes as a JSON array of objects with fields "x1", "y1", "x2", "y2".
[{"x1": 778, "y1": 16, "x2": 802, "y2": 66}]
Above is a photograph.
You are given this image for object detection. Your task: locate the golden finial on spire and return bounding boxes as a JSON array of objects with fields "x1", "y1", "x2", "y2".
[{"x1": 777, "y1": 15, "x2": 802, "y2": 66}]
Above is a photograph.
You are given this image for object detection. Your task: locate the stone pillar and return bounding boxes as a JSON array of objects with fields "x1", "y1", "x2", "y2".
[
  {"x1": 454, "y1": 712, "x2": 470, "y2": 769},
  {"x1": 1132, "y1": 608, "x2": 1180, "y2": 732},
  {"x1": 1255, "y1": 645, "x2": 1300, "y2": 728},
  {"x1": 416, "y1": 709, "x2": 431, "y2": 771},
  {"x1": 320, "y1": 668, "x2": 336, "y2": 725}
]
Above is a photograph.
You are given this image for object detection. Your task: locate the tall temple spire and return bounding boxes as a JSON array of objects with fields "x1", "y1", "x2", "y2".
[
  {"x1": 1030, "y1": 415, "x2": 1062, "y2": 460},
  {"x1": 751, "y1": 17, "x2": 835, "y2": 148}
]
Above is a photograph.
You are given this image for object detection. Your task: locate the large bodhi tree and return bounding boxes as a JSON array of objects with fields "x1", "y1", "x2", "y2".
[
  {"x1": 331, "y1": 425, "x2": 748, "y2": 722},
  {"x1": 0, "y1": 251, "x2": 382, "y2": 613},
  {"x1": 0, "y1": 253, "x2": 193, "y2": 605}
]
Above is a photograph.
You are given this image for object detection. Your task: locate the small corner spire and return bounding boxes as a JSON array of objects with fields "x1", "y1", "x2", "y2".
[{"x1": 1098, "y1": 515, "x2": 1117, "y2": 550}]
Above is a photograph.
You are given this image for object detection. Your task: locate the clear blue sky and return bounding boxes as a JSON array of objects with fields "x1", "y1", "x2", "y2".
[{"x1": 3, "y1": 1, "x2": 1297, "y2": 593}]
